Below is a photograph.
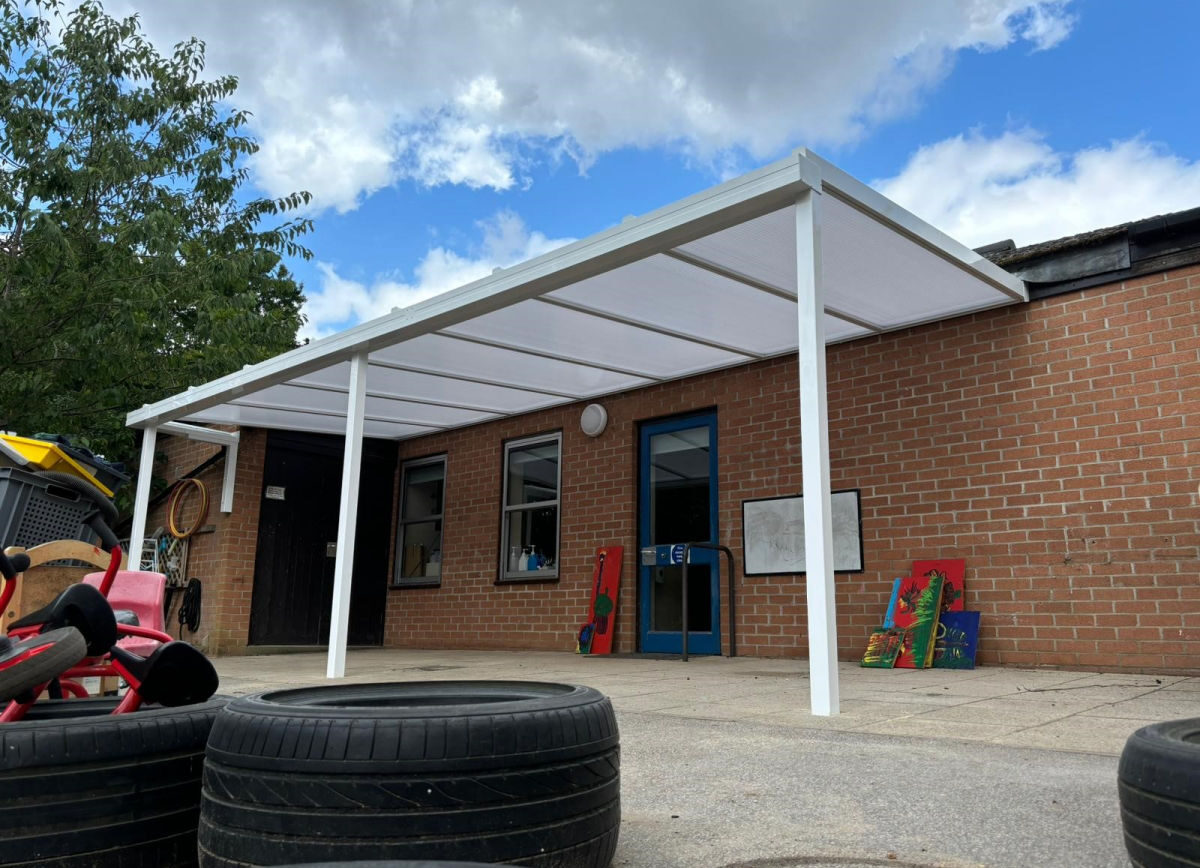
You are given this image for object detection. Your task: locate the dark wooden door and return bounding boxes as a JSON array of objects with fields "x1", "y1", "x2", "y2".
[{"x1": 249, "y1": 431, "x2": 396, "y2": 646}]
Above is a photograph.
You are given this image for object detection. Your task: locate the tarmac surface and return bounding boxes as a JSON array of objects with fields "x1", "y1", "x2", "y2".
[{"x1": 213, "y1": 649, "x2": 1200, "y2": 867}]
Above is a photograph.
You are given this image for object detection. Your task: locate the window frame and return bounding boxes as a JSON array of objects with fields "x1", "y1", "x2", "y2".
[
  {"x1": 392, "y1": 453, "x2": 447, "y2": 588},
  {"x1": 499, "y1": 431, "x2": 562, "y2": 583}
]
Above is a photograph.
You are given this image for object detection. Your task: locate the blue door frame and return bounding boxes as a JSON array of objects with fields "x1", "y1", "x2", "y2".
[{"x1": 638, "y1": 412, "x2": 720, "y2": 654}]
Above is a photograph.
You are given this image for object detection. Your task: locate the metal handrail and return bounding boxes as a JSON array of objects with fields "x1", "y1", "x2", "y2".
[{"x1": 680, "y1": 542, "x2": 737, "y2": 662}]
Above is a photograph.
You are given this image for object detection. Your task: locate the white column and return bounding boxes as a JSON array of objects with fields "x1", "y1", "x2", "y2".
[
  {"x1": 128, "y1": 426, "x2": 157, "y2": 569},
  {"x1": 796, "y1": 189, "x2": 840, "y2": 716},
  {"x1": 327, "y1": 350, "x2": 368, "y2": 679},
  {"x1": 220, "y1": 436, "x2": 239, "y2": 514}
]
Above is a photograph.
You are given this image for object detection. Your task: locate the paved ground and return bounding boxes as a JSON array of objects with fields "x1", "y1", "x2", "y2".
[{"x1": 214, "y1": 649, "x2": 1199, "y2": 867}]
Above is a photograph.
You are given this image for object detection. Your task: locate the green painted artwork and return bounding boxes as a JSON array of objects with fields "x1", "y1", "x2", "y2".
[{"x1": 861, "y1": 628, "x2": 906, "y2": 668}]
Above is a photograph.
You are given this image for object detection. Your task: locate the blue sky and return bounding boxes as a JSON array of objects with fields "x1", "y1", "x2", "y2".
[{"x1": 110, "y1": 1, "x2": 1200, "y2": 341}]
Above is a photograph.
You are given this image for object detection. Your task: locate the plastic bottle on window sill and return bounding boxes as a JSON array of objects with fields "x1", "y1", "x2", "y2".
[
  {"x1": 521, "y1": 546, "x2": 532, "y2": 571},
  {"x1": 527, "y1": 546, "x2": 539, "y2": 571}
]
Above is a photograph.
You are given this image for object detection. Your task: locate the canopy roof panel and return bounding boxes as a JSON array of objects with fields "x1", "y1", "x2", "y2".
[{"x1": 127, "y1": 150, "x2": 1026, "y2": 439}]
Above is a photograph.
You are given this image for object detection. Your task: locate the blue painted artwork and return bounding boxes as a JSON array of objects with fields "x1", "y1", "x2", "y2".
[
  {"x1": 882, "y1": 578, "x2": 903, "y2": 628},
  {"x1": 933, "y1": 611, "x2": 981, "y2": 669}
]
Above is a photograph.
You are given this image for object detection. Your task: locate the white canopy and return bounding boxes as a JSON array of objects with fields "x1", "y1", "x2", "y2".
[{"x1": 126, "y1": 149, "x2": 1026, "y2": 714}]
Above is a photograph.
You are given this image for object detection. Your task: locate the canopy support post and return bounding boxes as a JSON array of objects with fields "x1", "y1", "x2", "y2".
[
  {"x1": 327, "y1": 350, "x2": 368, "y2": 679},
  {"x1": 128, "y1": 426, "x2": 157, "y2": 570},
  {"x1": 795, "y1": 188, "x2": 840, "y2": 717}
]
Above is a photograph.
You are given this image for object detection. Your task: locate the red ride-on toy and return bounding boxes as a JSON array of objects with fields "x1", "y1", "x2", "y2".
[
  {"x1": 0, "y1": 549, "x2": 87, "y2": 702},
  {"x1": 0, "y1": 471, "x2": 218, "y2": 718}
]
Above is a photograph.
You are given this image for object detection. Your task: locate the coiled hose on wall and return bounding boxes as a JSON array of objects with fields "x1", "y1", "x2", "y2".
[
  {"x1": 166, "y1": 478, "x2": 208, "y2": 539},
  {"x1": 177, "y1": 578, "x2": 202, "y2": 634}
]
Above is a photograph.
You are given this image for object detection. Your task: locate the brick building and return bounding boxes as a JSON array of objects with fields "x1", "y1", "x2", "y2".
[{"x1": 130, "y1": 153, "x2": 1200, "y2": 683}]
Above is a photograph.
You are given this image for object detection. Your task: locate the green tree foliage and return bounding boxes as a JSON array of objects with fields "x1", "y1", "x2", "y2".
[{"x1": 0, "y1": 0, "x2": 310, "y2": 468}]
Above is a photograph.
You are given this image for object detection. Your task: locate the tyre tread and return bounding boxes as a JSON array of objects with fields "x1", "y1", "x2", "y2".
[{"x1": 199, "y1": 682, "x2": 618, "y2": 867}]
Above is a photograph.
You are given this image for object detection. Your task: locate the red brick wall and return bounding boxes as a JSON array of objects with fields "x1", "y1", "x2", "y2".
[
  {"x1": 380, "y1": 265, "x2": 1200, "y2": 672},
  {"x1": 165, "y1": 264, "x2": 1199, "y2": 673}
]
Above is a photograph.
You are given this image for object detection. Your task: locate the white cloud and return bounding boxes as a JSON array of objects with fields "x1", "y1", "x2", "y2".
[
  {"x1": 1015, "y1": 1, "x2": 1077, "y2": 49},
  {"x1": 874, "y1": 130, "x2": 1200, "y2": 248},
  {"x1": 397, "y1": 116, "x2": 517, "y2": 191},
  {"x1": 105, "y1": 0, "x2": 1077, "y2": 213},
  {"x1": 298, "y1": 210, "x2": 574, "y2": 341}
]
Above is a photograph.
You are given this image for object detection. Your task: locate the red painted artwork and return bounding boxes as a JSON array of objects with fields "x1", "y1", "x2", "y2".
[
  {"x1": 579, "y1": 546, "x2": 623, "y2": 655},
  {"x1": 893, "y1": 573, "x2": 946, "y2": 669},
  {"x1": 912, "y1": 559, "x2": 965, "y2": 613}
]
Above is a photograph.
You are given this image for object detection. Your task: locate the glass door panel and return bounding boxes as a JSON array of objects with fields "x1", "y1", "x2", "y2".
[{"x1": 639, "y1": 412, "x2": 719, "y2": 654}]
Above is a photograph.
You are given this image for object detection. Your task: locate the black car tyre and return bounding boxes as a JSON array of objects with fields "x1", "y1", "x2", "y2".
[
  {"x1": 1119, "y1": 717, "x2": 1200, "y2": 867},
  {"x1": 199, "y1": 681, "x2": 620, "y2": 867},
  {"x1": 275, "y1": 863, "x2": 498, "y2": 867},
  {"x1": 0, "y1": 695, "x2": 228, "y2": 867}
]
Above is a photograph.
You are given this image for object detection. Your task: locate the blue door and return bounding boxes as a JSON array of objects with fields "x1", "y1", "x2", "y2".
[{"x1": 639, "y1": 412, "x2": 720, "y2": 654}]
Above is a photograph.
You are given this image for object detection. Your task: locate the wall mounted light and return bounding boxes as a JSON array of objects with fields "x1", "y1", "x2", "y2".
[{"x1": 580, "y1": 403, "x2": 608, "y2": 437}]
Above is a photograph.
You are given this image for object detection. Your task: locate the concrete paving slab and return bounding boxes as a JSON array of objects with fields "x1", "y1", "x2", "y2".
[
  {"x1": 1001, "y1": 684, "x2": 1163, "y2": 704},
  {"x1": 915, "y1": 698, "x2": 1094, "y2": 727},
  {"x1": 1046, "y1": 673, "x2": 1186, "y2": 688},
  {"x1": 844, "y1": 688, "x2": 979, "y2": 707},
  {"x1": 991, "y1": 714, "x2": 1156, "y2": 755},
  {"x1": 1165, "y1": 677, "x2": 1200, "y2": 691},
  {"x1": 1080, "y1": 692, "x2": 1200, "y2": 721}
]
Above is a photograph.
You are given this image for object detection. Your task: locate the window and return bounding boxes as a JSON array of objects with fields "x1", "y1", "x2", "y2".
[
  {"x1": 394, "y1": 455, "x2": 445, "y2": 586},
  {"x1": 500, "y1": 433, "x2": 561, "y2": 581}
]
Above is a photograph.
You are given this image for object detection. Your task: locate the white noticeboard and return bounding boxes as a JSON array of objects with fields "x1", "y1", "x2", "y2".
[{"x1": 742, "y1": 489, "x2": 863, "y2": 575}]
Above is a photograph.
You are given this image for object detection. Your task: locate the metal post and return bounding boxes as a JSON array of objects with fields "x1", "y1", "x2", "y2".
[
  {"x1": 128, "y1": 426, "x2": 157, "y2": 568},
  {"x1": 680, "y1": 541, "x2": 738, "y2": 661},
  {"x1": 681, "y1": 551, "x2": 690, "y2": 662},
  {"x1": 326, "y1": 350, "x2": 368, "y2": 679},
  {"x1": 796, "y1": 188, "x2": 840, "y2": 716},
  {"x1": 724, "y1": 546, "x2": 737, "y2": 658}
]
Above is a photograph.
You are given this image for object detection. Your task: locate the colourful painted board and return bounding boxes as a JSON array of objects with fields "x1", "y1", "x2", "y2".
[
  {"x1": 882, "y1": 578, "x2": 903, "y2": 628},
  {"x1": 913, "y1": 559, "x2": 965, "y2": 613},
  {"x1": 580, "y1": 546, "x2": 623, "y2": 655},
  {"x1": 893, "y1": 574, "x2": 945, "y2": 669},
  {"x1": 861, "y1": 628, "x2": 906, "y2": 668},
  {"x1": 933, "y1": 611, "x2": 981, "y2": 669}
]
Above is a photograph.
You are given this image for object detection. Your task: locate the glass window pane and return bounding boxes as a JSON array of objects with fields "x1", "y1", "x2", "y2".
[
  {"x1": 503, "y1": 506, "x2": 557, "y2": 575},
  {"x1": 402, "y1": 462, "x2": 444, "y2": 520},
  {"x1": 397, "y1": 520, "x2": 442, "y2": 580},
  {"x1": 506, "y1": 441, "x2": 558, "y2": 506},
  {"x1": 648, "y1": 426, "x2": 710, "y2": 544}
]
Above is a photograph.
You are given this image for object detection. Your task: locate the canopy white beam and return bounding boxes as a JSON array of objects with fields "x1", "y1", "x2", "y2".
[{"x1": 126, "y1": 149, "x2": 1027, "y2": 711}]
